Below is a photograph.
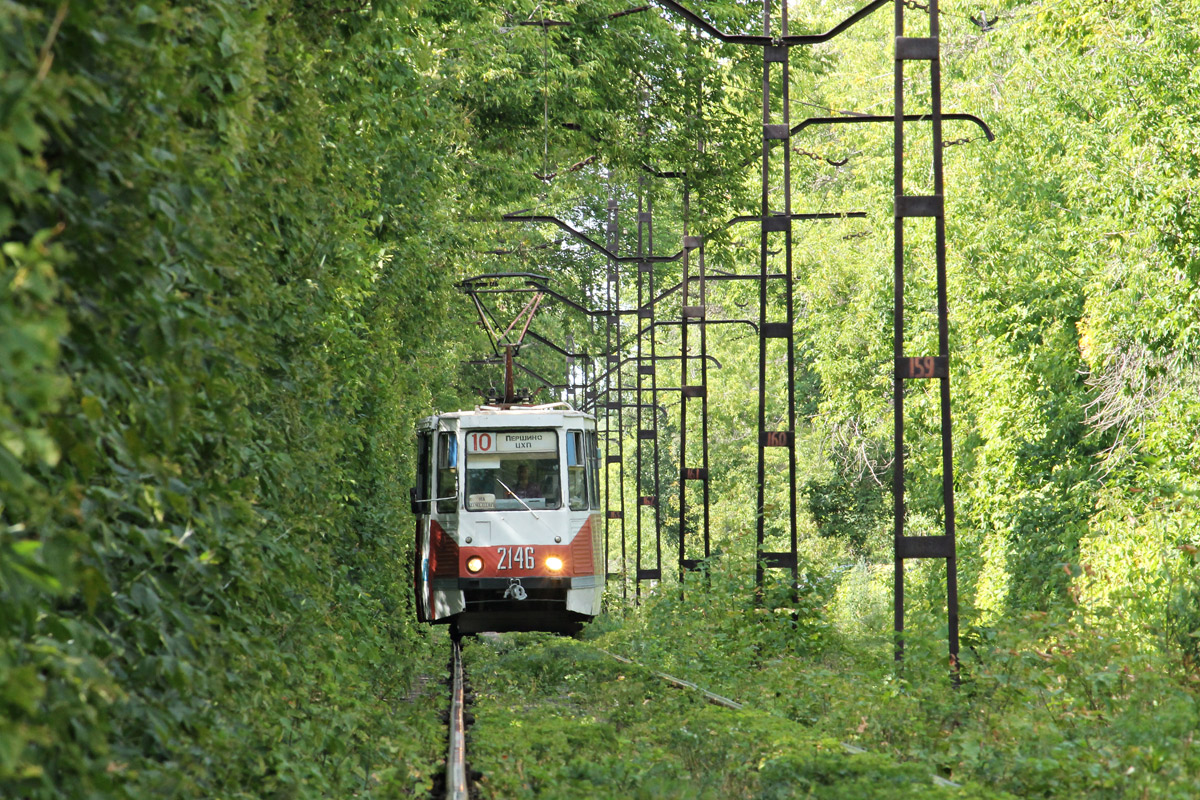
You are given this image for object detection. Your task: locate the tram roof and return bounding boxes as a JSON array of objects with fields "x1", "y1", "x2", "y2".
[{"x1": 418, "y1": 402, "x2": 594, "y2": 430}]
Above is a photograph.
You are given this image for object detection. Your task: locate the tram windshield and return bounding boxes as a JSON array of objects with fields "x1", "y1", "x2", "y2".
[{"x1": 464, "y1": 430, "x2": 561, "y2": 511}]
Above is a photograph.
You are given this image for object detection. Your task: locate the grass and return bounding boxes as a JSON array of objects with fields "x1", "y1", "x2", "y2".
[
  {"x1": 462, "y1": 629, "x2": 1012, "y2": 799},
  {"x1": 582, "y1": 554, "x2": 1200, "y2": 800},
  {"x1": 447, "y1": 536, "x2": 1200, "y2": 799}
]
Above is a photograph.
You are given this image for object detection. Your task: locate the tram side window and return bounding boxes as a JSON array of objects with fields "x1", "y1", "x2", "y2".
[
  {"x1": 413, "y1": 432, "x2": 432, "y2": 512},
  {"x1": 567, "y1": 431, "x2": 589, "y2": 511},
  {"x1": 586, "y1": 431, "x2": 599, "y2": 509},
  {"x1": 436, "y1": 433, "x2": 458, "y2": 514}
]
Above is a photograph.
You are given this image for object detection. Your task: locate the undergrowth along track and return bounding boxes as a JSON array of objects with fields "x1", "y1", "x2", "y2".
[
  {"x1": 443, "y1": 632, "x2": 998, "y2": 799},
  {"x1": 598, "y1": 646, "x2": 962, "y2": 789}
]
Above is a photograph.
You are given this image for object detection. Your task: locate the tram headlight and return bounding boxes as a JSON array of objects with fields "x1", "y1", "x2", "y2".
[
  {"x1": 466, "y1": 556, "x2": 484, "y2": 574},
  {"x1": 545, "y1": 556, "x2": 564, "y2": 572}
]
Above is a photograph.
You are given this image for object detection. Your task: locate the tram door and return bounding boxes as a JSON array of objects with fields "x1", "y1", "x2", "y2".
[{"x1": 412, "y1": 430, "x2": 432, "y2": 621}]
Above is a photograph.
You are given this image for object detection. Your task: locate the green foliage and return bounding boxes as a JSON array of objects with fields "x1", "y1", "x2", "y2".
[
  {"x1": 1, "y1": 1, "x2": 466, "y2": 795},
  {"x1": 803, "y1": 473, "x2": 888, "y2": 553},
  {"x1": 582, "y1": 587, "x2": 1200, "y2": 799},
  {"x1": 1164, "y1": 546, "x2": 1200, "y2": 667},
  {"x1": 637, "y1": 551, "x2": 835, "y2": 666}
]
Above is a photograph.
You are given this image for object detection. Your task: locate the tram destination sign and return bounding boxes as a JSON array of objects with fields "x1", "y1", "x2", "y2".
[{"x1": 466, "y1": 430, "x2": 555, "y2": 454}]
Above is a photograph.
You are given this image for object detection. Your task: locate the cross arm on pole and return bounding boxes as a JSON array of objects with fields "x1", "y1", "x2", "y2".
[
  {"x1": 653, "y1": 0, "x2": 891, "y2": 46},
  {"x1": 790, "y1": 113, "x2": 995, "y2": 141},
  {"x1": 503, "y1": 213, "x2": 685, "y2": 264}
]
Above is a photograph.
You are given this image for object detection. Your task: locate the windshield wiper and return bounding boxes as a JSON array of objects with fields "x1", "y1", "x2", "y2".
[{"x1": 494, "y1": 478, "x2": 541, "y2": 520}]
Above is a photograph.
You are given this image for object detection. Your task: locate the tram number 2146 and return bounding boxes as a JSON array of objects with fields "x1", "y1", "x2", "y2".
[{"x1": 496, "y1": 546, "x2": 535, "y2": 571}]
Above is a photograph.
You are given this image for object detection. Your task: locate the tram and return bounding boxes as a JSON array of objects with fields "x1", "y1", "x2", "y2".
[{"x1": 411, "y1": 402, "x2": 604, "y2": 635}]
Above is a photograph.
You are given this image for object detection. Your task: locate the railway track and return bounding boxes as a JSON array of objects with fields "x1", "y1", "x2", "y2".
[
  {"x1": 439, "y1": 633, "x2": 728, "y2": 799},
  {"x1": 445, "y1": 637, "x2": 470, "y2": 800}
]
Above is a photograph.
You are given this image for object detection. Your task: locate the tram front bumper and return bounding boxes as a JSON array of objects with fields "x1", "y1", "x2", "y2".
[{"x1": 455, "y1": 575, "x2": 601, "y2": 590}]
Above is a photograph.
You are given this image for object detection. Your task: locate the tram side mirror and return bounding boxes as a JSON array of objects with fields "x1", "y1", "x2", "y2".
[{"x1": 409, "y1": 487, "x2": 424, "y2": 515}]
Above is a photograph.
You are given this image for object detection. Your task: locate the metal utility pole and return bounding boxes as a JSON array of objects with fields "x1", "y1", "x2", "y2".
[{"x1": 891, "y1": 0, "x2": 960, "y2": 668}]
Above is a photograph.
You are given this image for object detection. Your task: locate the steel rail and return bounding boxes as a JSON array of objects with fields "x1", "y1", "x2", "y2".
[
  {"x1": 446, "y1": 638, "x2": 469, "y2": 800},
  {"x1": 598, "y1": 648, "x2": 744, "y2": 710}
]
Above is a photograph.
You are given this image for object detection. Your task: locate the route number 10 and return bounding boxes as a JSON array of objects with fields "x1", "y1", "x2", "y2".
[{"x1": 468, "y1": 432, "x2": 493, "y2": 452}]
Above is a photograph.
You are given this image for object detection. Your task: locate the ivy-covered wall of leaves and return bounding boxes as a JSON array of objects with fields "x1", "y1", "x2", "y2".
[{"x1": 1, "y1": 1, "x2": 471, "y2": 795}]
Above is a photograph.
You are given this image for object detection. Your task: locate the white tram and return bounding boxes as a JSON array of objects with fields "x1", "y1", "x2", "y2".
[{"x1": 411, "y1": 402, "x2": 604, "y2": 635}]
